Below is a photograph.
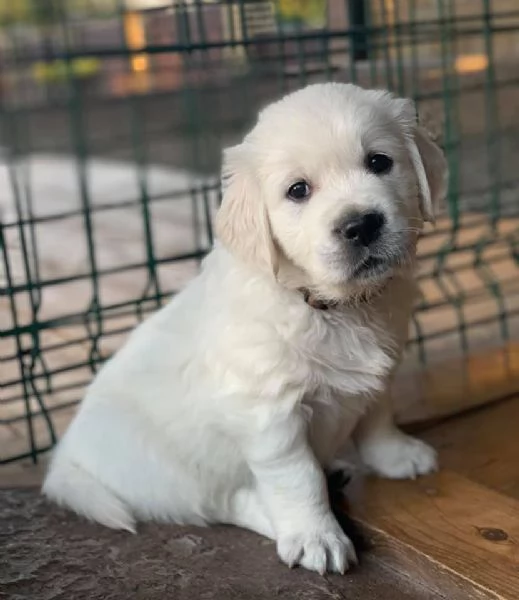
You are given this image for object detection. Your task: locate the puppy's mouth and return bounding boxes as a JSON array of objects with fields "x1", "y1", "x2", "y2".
[{"x1": 352, "y1": 255, "x2": 393, "y2": 280}]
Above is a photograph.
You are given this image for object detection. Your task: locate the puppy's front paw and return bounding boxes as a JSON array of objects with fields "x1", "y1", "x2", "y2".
[
  {"x1": 360, "y1": 431, "x2": 438, "y2": 480},
  {"x1": 277, "y1": 518, "x2": 357, "y2": 575}
]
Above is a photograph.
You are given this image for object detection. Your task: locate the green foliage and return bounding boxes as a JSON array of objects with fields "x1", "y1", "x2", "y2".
[
  {"x1": 0, "y1": 0, "x2": 116, "y2": 27},
  {"x1": 277, "y1": 0, "x2": 326, "y2": 28}
]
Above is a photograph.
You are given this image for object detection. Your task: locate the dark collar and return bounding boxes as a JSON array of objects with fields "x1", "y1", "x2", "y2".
[
  {"x1": 300, "y1": 278, "x2": 392, "y2": 310},
  {"x1": 300, "y1": 288, "x2": 336, "y2": 310}
]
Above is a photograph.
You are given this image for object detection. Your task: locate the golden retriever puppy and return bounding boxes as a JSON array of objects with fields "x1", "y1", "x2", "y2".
[{"x1": 43, "y1": 83, "x2": 447, "y2": 575}]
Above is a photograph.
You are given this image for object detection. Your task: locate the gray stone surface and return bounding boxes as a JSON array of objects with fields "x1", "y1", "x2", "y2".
[{"x1": 1, "y1": 489, "x2": 437, "y2": 600}]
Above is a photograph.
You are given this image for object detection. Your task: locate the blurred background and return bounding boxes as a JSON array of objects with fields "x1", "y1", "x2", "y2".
[{"x1": 1, "y1": 1, "x2": 519, "y2": 469}]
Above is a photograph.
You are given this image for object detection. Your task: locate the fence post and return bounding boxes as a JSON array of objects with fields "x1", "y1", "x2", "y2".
[{"x1": 348, "y1": 0, "x2": 368, "y2": 61}]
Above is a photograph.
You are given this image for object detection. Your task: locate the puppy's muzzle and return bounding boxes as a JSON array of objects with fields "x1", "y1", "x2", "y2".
[{"x1": 334, "y1": 211, "x2": 386, "y2": 248}]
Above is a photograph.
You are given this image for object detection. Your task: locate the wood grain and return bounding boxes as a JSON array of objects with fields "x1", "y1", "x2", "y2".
[
  {"x1": 359, "y1": 471, "x2": 519, "y2": 600},
  {"x1": 395, "y1": 342, "x2": 519, "y2": 427},
  {"x1": 423, "y1": 395, "x2": 519, "y2": 500}
]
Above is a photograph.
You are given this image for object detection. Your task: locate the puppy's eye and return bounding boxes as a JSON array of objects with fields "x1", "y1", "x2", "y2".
[
  {"x1": 287, "y1": 180, "x2": 311, "y2": 202},
  {"x1": 365, "y1": 153, "x2": 393, "y2": 175}
]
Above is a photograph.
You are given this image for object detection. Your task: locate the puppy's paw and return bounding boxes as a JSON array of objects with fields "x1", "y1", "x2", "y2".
[
  {"x1": 360, "y1": 431, "x2": 437, "y2": 480},
  {"x1": 277, "y1": 518, "x2": 357, "y2": 575}
]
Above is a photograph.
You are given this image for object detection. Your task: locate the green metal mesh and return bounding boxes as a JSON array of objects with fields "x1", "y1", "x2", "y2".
[{"x1": 1, "y1": 0, "x2": 519, "y2": 464}]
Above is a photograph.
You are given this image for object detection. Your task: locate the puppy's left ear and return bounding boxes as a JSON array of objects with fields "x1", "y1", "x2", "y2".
[
  {"x1": 215, "y1": 143, "x2": 279, "y2": 275},
  {"x1": 394, "y1": 99, "x2": 448, "y2": 224}
]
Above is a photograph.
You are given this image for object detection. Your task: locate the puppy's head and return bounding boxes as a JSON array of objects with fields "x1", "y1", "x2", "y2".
[{"x1": 216, "y1": 83, "x2": 447, "y2": 301}]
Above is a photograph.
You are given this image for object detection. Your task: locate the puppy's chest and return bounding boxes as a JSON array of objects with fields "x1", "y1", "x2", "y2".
[{"x1": 293, "y1": 306, "x2": 399, "y2": 397}]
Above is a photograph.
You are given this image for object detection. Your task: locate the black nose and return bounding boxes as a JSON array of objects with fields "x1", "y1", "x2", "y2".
[{"x1": 339, "y1": 211, "x2": 385, "y2": 247}]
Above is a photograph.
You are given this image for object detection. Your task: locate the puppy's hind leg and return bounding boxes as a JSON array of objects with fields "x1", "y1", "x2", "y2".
[{"x1": 43, "y1": 458, "x2": 136, "y2": 533}]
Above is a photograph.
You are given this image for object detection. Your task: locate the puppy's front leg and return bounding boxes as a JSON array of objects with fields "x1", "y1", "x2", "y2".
[
  {"x1": 243, "y1": 407, "x2": 357, "y2": 574},
  {"x1": 355, "y1": 393, "x2": 438, "y2": 479}
]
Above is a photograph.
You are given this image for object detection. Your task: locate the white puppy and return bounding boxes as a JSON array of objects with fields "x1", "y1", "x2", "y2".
[{"x1": 43, "y1": 83, "x2": 447, "y2": 575}]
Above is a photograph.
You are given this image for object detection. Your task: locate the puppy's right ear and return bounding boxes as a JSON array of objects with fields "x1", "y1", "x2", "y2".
[
  {"x1": 216, "y1": 143, "x2": 278, "y2": 275},
  {"x1": 391, "y1": 97, "x2": 447, "y2": 224}
]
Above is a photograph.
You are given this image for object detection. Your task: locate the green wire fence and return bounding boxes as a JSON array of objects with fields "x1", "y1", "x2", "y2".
[{"x1": 1, "y1": 0, "x2": 519, "y2": 464}]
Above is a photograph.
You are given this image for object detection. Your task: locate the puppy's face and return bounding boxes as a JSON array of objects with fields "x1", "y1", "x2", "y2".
[{"x1": 217, "y1": 84, "x2": 447, "y2": 299}]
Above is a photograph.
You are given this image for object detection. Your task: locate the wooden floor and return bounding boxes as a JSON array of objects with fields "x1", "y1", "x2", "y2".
[
  {"x1": 423, "y1": 394, "x2": 519, "y2": 500},
  {"x1": 357, "y1": 394, "x2": 519, "y2": 599}
]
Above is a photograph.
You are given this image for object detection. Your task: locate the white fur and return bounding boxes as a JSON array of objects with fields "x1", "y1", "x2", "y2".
[{"x1": 43, "y1": 83, "x2": 446, "y2": 575}]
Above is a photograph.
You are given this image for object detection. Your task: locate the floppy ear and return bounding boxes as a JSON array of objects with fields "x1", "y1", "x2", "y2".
[
  {"x1": 215, "y1": 143, "x2": 278, "y2": 275},
  {"x1": 391, "y1": 98, "x2": 448, "y2": 223},
  {"x1": 407, "y1": 125, "x2": 448, "y2": 223}
]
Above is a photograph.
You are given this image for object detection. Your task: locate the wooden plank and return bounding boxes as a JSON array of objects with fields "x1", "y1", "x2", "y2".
[
  {"x1": 395, "y1": 342, "x2": 519, "y2": 427},
  {"x1": 423, "y1": 395, "x2": 519, "y2": 500},
  {"x1": 358, "y1": 471, "x2": 519, "y2": 600}
]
